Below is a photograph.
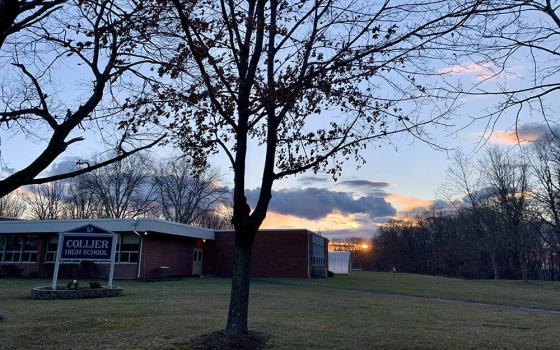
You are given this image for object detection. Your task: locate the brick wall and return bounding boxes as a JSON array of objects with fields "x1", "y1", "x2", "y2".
[
  {"x1": 207, "y1": 230, "x2": 328, "y2": 278},
  {"x1": 1, "y1": 229, "x2": 330, "y2": 280},
  {"x1": 141, "y1": 233, "x2": 202, "y2": 278}
]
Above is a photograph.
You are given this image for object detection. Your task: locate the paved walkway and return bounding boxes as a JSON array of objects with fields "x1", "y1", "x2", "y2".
[{"x1": 253, "y1": 278, "x2": 560, "y2": 316}]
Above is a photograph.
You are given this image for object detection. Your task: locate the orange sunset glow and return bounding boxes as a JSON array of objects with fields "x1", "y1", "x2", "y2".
[
  {"x1": 260, "y1": 210, "x2": 362, "y2": 231},
  {"x1": 489, "y1": 131, "x2": 542, "y2": 144},
  {"x1": 385, "y1": 194, "x2": 433, "y2": 212},
  {"x1": 259, "y1": 193, "x2": 434, "y2": 236}
]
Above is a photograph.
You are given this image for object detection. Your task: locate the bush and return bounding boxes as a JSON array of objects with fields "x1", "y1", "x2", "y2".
[
  {"x1": 89, "y1": 281, "x2": 102, "y2": 289},
  {"x1": 66, "y1": 280, "x2": 79, "y2": 289},
  {"x1": 327, "y1": 270, "x2": 334, "y2": 277}
]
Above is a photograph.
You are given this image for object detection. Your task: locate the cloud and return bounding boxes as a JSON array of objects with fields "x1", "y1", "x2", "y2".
[
  {"x1": 246, "y1": 187, "x2": 396, "y2": 220},
  {"x1": 437, "y1": 62, "x2": 523, "y2": 83},
  {"x1": 385, "y1": 193, "x2": 433, "y2": 212},
  {"x1": 261, "y1": 210, "x2": 361, "y2": 230},
  {"x1": 260, "y1": 211, "x2": 381, "y2": 240},
  {"x1": 45, "y1": 157, "x2": 82, "y2": 176},
  {"x1": 0, "y1": 165, "x2": 17, "y2": 179},
  {"x1": 247, "y1": 182, "x2": 436, "y2": 240},
  {"x1": 335, "y1": 180, "x2": 391, "y2": 194},
  {"x1": 431, "y1": 199, "x2": 451, "y2": 210},
  {"x1": 438, "y1": 63, "x2": 492, "y2": 75},
  {"x1": 321, "y1": 226, "x2": 381, "y2": 240},
  {"x1": 489, "y1": 123, "x2": 559, "y2": 144},
  {"x1": 296, "y1": 175, "x2": 331, "y2": 186}
]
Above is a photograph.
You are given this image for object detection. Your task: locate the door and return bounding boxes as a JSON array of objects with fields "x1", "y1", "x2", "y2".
[{"x1": 192, "y1": 248, "x2": 203, "y2": 275}]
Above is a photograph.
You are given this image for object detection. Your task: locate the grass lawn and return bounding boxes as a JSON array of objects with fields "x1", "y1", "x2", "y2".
[
  {"x1": 288, "y1": 271, "x2": 560, "y2": 310},
  {"x1": 0, "y1": 272, "x2": 559, "y2": 349}
]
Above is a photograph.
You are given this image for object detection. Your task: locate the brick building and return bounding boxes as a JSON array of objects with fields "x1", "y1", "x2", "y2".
[{"x1": 0, "y1": 219, "x2": 328, "y2": 279}]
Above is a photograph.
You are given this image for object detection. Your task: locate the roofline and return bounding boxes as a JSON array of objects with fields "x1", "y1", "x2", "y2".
[
  {"x1": 0, "y1": 218, "x2": 215, "y2": 240},
  {"x1": 216, "y1": 228, "x2": 314, "y2": 232},
  {"x1": 216, "y1": 228, "x2": 328, "y2": 239}
]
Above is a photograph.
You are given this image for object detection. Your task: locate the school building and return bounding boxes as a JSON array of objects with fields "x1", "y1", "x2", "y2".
[{"x1": 0, "y1": 218, "x2": 329, "y2": 279}]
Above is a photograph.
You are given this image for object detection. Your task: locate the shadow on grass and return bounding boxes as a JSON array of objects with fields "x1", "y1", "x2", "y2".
[{"x1": 185, "y1": 330, "x2": 269, "y2": 350}]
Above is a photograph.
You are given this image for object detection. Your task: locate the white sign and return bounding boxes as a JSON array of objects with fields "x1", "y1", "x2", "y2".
[{"x1": 51, "y1": 225, "x2": 117, "y2": 290}]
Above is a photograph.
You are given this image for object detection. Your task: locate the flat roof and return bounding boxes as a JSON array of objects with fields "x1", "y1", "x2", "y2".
[
  {"x1": 0, "y1": 218, "x2": 215, "y2": 240},
  {"x1": 217, "y1": 228, "x2": 328, "y2": 240}
]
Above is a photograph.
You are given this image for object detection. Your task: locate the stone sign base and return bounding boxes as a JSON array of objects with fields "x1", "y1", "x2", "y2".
[{"x1": 31, "y1": 286, "x2": 123, "y2": 300}]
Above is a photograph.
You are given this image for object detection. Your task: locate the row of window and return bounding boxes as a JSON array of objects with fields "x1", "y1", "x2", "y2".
[
  {"x1": 0, "y1": 234, "x2": 140, "y2": 264},
  {"x1": 312, "y1": 257, "x2": 325, "y2": 266},
  {"x1": 311, "y1": 234, "x2": 326, "y2": 266},
  {"x1": 0, "y1": 236, "x2": 38, "y2": 264}
]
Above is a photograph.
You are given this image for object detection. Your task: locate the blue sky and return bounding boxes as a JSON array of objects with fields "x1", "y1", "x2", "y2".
[
  {"x1": 2, "y1": 8, "x2": 558, "y2": 239},
  {"x1": 2, "y1": 58, "x2": 556, "y2": 239}
]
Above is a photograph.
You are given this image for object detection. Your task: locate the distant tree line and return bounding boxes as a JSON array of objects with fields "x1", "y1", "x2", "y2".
[
  {"x1": 0, "y1": 154, "x2": 232, "y2": 230},
  {"x1": 371, "y1": 134, "x2": 560, "y2": 281}
]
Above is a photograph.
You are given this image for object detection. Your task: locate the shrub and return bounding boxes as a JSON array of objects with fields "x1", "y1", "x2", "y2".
[
  {"x1": 327, "y1": 270, "x2": 334, "y2": 277},
  {"x1": 66, "y1": 280, "x2": 79, "y2": 289},
  {"x1": 89, "y1": 281, "x2": 102, "y2": 289}
]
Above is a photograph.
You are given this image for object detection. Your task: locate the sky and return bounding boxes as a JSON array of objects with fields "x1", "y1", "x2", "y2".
[
  {"x1": 1, "y1": 6, "x2": 559, "y2": 241},
  {"x1": 4, "y1": 67, "x2": 555, "y2": 241}
]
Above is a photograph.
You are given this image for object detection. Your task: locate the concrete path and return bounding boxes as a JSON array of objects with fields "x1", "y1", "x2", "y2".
[{"x1": 253, "y1": 278, "x2": 560, "y2": 316}]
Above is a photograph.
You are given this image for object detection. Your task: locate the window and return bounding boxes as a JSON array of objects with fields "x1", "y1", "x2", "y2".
[
  {"x1": 44, "y1": 236, "x2": 58, "y2": 263},
  {"x1": 311, "y1": 234, "x2": 325, "y2": 267},
  {"x1": 0, "y1": 235, "x2": 38, "y2": 263},
  {"x1": 21, "y1": 237, "x2": 38, "y2": 263},
  {"x1": 116, "y1": 234, "x2": 140, "y2": 264}
]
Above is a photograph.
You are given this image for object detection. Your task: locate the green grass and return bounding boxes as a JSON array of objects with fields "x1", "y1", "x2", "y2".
[
  {"x1": 289, "y1": 271, "x2": 560, "y2": 310},
  {"x1": 1, "y1": 273, "x2": 560, "y2": 349}
]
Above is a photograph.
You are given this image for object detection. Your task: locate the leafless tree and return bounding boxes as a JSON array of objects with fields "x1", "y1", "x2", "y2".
[
  {"x1": 442, "y1": 151, "x2": 503, "y2": 279},
  {"x1": 61, "y1": 176, "x2": 101, "y2": 219},
  {"x1": 126, "y1": 0, "x2": 484, "y2": 336},
  {"x1": 24, "y1": 181, "x2": 65, "y2": 219},
  {"x1": 154, "y1": 157, "x2": 231, "y2": 227},
  {"x1": 80, "y1": 154, "x2": 157, "y2": 218},
  {"x1": 0, "y1": 192, "x2": 26, "y2": 218},
  {"x1": 0, "y1": 0, "x2": 65, "y2": 49},
  {"x1": 195, "y1": 210, "x2": 234, "y2": 231},
  {"x1": 528, "y1": 132, "x2": 560, "y2": 240},
  {"x1": 482, "y1": 146, "x2": 532, "y2": 281},
  {"x1": 0, "y1": 0, "x2": 163, "y2": 199},
  {"x1": 444, "y1": 1, "x2": 560, "y2": 138}
]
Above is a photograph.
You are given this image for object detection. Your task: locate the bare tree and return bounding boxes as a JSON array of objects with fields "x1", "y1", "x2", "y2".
[
  {"x1": 0, "y1": 192, "x2": 26, "y2": 218},
  {"x1": 61, "y1": 177, "x2": 101, "y2": 219},
  {"x1": 154, "y1": 157, "x2": 231, "y2": 227},
  {"x1": 0, "y1": 0, "x2": 163, "y2": 199},
  {"x1": 80, "y1": 154, "x2": 157, "y2": 218},
  {"x1": 529, "y1": 132, "x2": 560, "y2": 240},
  {"x1": 482, "y1": 146, "x2": 532, "y2": 281},
  {"x1": 0, "y1": 0, "x2": 65, "y2": 49},
  {"x1": 126, "y1": 0, "x2": 483, "y2": 336},
  {"x1": 24, "y1": 181, "x2": 65, "y2": 219},
  {"x1": 194, "y1": 210, "x2": 233, "y2": 231},
  {"x1": 442, "y1": 151, "x2": 503, "y2": 279},
  {"x1": 445, "y1": 1, "x2": 560, "y2": 136}
]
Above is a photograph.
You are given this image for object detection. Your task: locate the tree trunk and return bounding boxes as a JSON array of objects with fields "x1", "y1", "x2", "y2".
[
  {"x1": 225, "y1": 232, "x2": 254, "y2": 335},
  {"x1": 490, "y1": 252, "x2": 500, "y2": 280},
  {"x1": 0, "y1": 0, "x2": 18, "y2": 49},
  {"x1": 520, "y1": 258, "x2": 528, "y2": 282}
]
